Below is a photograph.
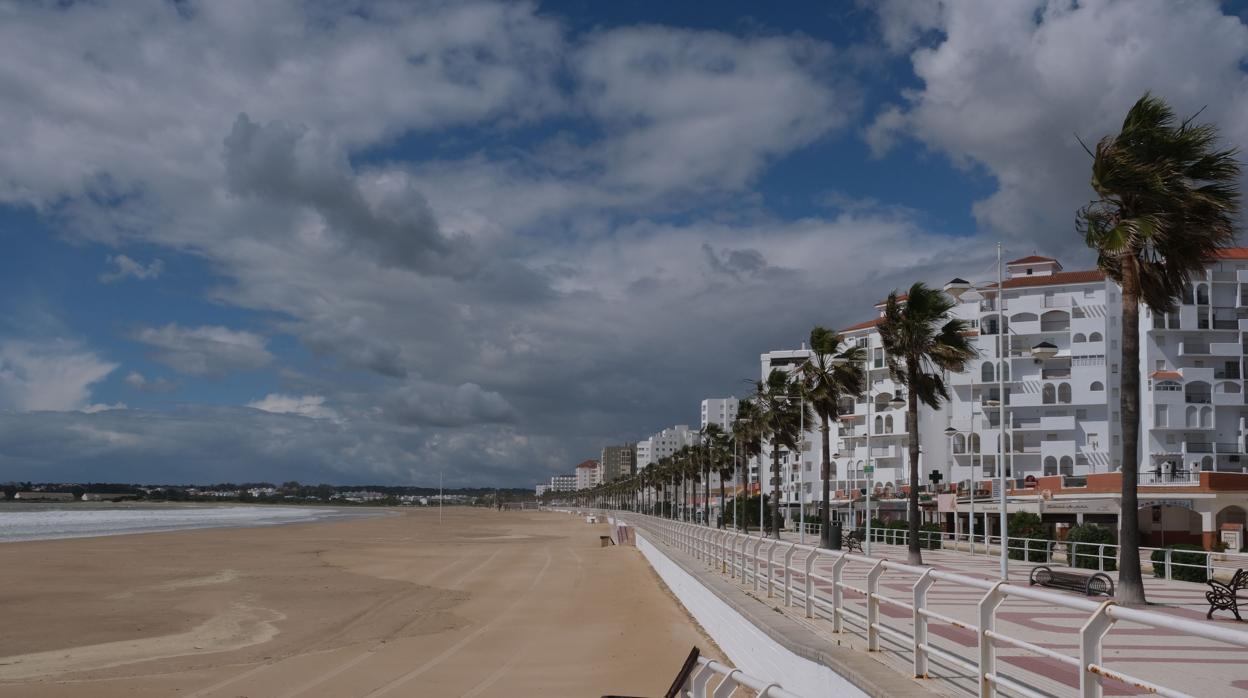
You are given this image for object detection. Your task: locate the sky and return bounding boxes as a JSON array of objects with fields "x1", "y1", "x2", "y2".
[{"x1": 4, "y1": 0, "x2": 1248, "y2": 487}]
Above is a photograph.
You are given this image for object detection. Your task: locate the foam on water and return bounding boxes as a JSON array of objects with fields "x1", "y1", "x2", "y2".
[{"x1": 0, "y1": 505, "x2": 379, "y2": 542}]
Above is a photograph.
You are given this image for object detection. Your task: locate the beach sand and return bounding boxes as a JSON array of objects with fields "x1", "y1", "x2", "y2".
[{"x1": 0, "y1": 508, "x2": 719, "y2": 697}]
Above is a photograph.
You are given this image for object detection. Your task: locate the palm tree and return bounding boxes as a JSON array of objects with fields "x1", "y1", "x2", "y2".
[
  {"x1": 1078, "y1": 93, "x2": 1240, "y2": 604},
  {"x1": 708, "y1": 425, "x2": 733, "y2": 529},
  {"x1": 879, "y1": 282, "x2": 977, "y2": 565},
  {"x1": 733, "y1": 398, "x2": 764, "y2": 533},
  {"x1": 799, "y1": 327, "x2": 867, "y2": 548},
  {"x1": 757, "y1": 369, "x2": 810, "y2": 539}
]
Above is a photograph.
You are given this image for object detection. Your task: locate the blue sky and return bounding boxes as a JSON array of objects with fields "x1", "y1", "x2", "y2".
[{"x1": 3, "y1": 0, "x2": 1248, "y2": 487}]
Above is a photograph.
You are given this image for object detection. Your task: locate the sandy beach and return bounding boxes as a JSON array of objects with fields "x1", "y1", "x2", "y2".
[{"x1": 0, "y1": 508, "x2": 717, "y2": 697}]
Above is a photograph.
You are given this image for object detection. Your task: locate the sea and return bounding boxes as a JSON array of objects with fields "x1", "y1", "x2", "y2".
[{"x1": 0, "y1": 503, "x2": 387, "y2": 543}]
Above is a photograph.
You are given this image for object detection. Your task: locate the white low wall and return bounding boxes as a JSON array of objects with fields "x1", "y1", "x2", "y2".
[{"x1": 634, "y1": 530, "x2": 867, "y2": 698}]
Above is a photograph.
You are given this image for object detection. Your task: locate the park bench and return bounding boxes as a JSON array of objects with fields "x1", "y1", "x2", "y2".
[
  {"x1": 845, "y1": 531, "x2": 864, "y2": 554},
  {"x1": 1206, "y1": 568, "x2": 1248, "y2": 621},
  {"x1": 1028, "y1": 565, "x2": 1114, "y2": 597}
]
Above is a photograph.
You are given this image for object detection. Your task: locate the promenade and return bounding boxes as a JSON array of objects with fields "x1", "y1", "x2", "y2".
[{"x1": 629, "y1": 516, "x2": 1248, "y2": 697}]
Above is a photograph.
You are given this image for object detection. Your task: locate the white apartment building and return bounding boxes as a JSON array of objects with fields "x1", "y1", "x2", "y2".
[
  {"x1": 944, "y1": 256, "x2": 1122, "y2": 494},
  {"x1": 757, "y1": 348, "x2": 817, "y2": 509},
  {"x1": 700, "y1": 397, "x2": 739, "y2": 431},
  {"x1": 1141, "y1": 249, "x2": 1248, "y2": 476},
  {"x1": 635, "y1": 424, "x2": 700, "y2": 468},
  {"x1": 549, "y1": 474, "x2": 576, "y2": 492},
  {"x1": 574, "y1": 459, "x2": 600, "y2": 490}
]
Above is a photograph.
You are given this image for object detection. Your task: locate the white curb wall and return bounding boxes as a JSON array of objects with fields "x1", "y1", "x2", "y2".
[{"x1": 634, "y1": 530, "x2": 868, "y2": 698}]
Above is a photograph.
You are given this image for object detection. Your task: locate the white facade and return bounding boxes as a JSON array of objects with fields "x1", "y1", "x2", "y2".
[
  {"x1": 1141, "y1": 250, "x2": 1248, "y2": 477},
  {"x1": 550, "y1": 474, "x2": 577, "y2": 492},
  {"x1": 575, "y1": 460, "x2": 600, "y2": 490},
  {"x1": 700, "y1": 397, "x2": 739, "y2": 431},
  {"x1": 636, "y1": 424, "x2": 700, "y2": 468},
  {"x1": 757, "y1": 348, "x2": 817, "y2": 507}
]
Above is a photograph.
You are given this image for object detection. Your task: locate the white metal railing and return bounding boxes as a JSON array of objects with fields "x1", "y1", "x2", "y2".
[
  {"x1": 599, "y1": 510, "x2": 1248, "y2": 698},
  {"x1": 683, "y1": 656, "x2": 802, "y2": 698}
]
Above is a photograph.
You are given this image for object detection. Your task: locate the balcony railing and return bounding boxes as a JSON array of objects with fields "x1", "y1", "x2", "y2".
[
  {"x1": 1039, "y1": 322, "x2": 1071, "y2": 332},
  {"x1": 1186, "y1": 392, "x2": 1213, "y2": 404},
  {"x1": 1139, "y1": 470, "x2": 1200, "y2": 486},
  {"x1": 1186, "y1": 442, "x2": 1214, "y2": 453},
  {"x1": 1040, "y1": 368, "x2": 1072, "y2": 379},
  {"x1": 1216, "y1": 442, "x2": 1245, "y2": 454}
]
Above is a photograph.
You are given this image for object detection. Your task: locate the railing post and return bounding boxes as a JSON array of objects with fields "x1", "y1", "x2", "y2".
[
  {"x1": 1165, "y1": 547, "x2": 1173, "y2": 581},
  {"x1": 1046, "y1": 540, "x2": 1054, "y2": 564},
  {"x1": 783, "y1": 544, "x2": 798, "y2": 607},
  {"x1": 866, "y1": 559, "x2": 886, "y2": 651},
  {"x1": 765, "y1": 542, "x2": 779, "y2": 598},
  {"x1": 831, "y1": 554, "x2": 848, "y2": 633},
  {"x1": 1079, "y1": 601, "x2": 1117, "y2": 698},
  {"x1": 739, "y1": 535, "x2": 750, "y2": 586},
  {"x1": 804, "y1": 549, "x2": 817, "y2": 618},
  {"x1": 1024, "y1": 538, "x2": 1030, "y2": 562},
  {"x1": 1207, "y1": 550, "x2": 1214, "y2": 581},
  {"x1": 913, "y1": 568, "x2": 935, "y2": 678},
  {"x1": 1098, "y1": 543, "x2": 1105, "y2": 572},
  {"x1": 751, "y1": 538, "x2": 765, "y2": 591},
  {"x1": 978, "y1": 582, "x2": 1006, "y2": 698},
  {"x1": 689, "y1": 661, "x2": 714, "y2": 698}
]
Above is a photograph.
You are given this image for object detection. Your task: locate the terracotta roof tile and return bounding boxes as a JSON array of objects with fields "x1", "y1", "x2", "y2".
[
  {"x1": 1150, "y1": 370, "x2": 1182, "y2": 380},
  {"x1": 997, "y1": 269, "x2": 1105, "y2": 290},
  {"x1": 1007, "y1": 255, "x2": 1058, "y2": 265},
  {"x1": 841, "y1": 317, "x2": 883, "y2": 332},
  {"x1": 575, "y1": 459, "x2": 599, "y2": 469},
  {"x1": 1213, "y1": 248, "x2": 1248, "y2": 260}
]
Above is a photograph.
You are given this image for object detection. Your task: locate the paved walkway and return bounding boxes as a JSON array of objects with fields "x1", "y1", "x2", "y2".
[{"x1": 665, "y1": 528, "x2": 1248, "y2": 696}]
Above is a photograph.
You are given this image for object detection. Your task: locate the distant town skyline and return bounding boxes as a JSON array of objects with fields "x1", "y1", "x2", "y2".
[{"x1": 5, "y1": 1, "x2": 1248, "y2": 487}]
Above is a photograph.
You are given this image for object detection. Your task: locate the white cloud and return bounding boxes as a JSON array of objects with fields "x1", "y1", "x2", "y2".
[
  {"x1": 571, "y1": 26, "x2": 851, "y2": 195},
  {"x1": 0, "y1": 340, "x2": 117, "y2": 411},
  {"x1": 100, "y1": 254, "x2": 164, "y2": 283},
  {"x1": 867, "y1": 0, "x2": 1248, "y2": 244},
  {"x1": 123, "y1": 371, "x2": 178, "y2": 393},
  {"x1": 133, "y1": 324, "x2": 273, "y2": 377},
  {"x1": 247, "y1": 393, "x2": 339, "y2": 421}
]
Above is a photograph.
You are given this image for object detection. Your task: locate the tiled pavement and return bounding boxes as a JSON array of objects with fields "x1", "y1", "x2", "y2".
[{"x1": 689, "y1": 532, "x2": 1248, "y2": 696}]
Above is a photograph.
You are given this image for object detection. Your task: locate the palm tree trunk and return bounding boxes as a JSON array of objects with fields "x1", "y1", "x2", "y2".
[
  {"x1": 719, "y1": 476, "x2": 726, "y2": 530},
  {"x1": 703, "y1": 467, "x2": 710, "y2": 526},
  {"x1": 771, "y1": 442, "x2": 783, "y2": 539},
  {"x1": 819, "y1": 415, "x2": 833, "y2": 548},
  {"x1": 1117, "y1": 254, "x2": 1146, "y2": 604},
  {"x1": 907, "y1": 367, "x2": 923, "y2": 565}
]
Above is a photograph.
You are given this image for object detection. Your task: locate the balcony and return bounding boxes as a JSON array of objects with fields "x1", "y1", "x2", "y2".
[
  {"x1": 1215, "y1": 442, "x2": 1245, "y2": 454},
  {"x1": 1180, "y1": 342, "x2": 1211, "y2": 356},
  {"x1": 1040, "y1": 368, "x2": 1072, "y2": 380},
  {"x1": 1138, "y1": 470, "x2": 1200, "y2": 486},
  {"x1": 1186, "y1": 392, "x2": 1213, "y2": 404},
  {"x1": 1185, "y1": 441, "x2": 1214, "y2": 453}
]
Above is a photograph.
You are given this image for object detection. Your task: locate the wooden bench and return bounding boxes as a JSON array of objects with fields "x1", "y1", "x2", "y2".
[
  {"x1": 1207, "y1": 568, "x2": 1248, "y2": 621},
  {"x1": 1029, "y1": 565, "x2": 1114, "y2": 597},
  {"x1": 845, "y1": 532, "x2": 864, "y2": 554}
]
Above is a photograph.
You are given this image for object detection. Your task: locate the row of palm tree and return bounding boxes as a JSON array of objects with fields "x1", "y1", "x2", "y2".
[{"x1": 568, "y1": 93, "x2": 1240, "y2": 603}]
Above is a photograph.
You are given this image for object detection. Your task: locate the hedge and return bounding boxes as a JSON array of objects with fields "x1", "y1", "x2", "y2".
[
  {"x1": 1149, "y1": 544, "x2": 1209, "y2": 583},
  {"x1": 1065, "y1": 524, "x2": 1117, "y2": 571},
  {"x1": 1008, "y1": 512, "x2": 1052, "y2": 562}
]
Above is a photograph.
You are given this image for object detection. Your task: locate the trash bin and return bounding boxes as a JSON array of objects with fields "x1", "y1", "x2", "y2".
[{"x1": 828, "y1": 521, "x2": 843, "y2": 550}]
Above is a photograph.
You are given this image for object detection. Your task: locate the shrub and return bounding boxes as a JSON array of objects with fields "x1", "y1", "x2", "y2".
[
  {"x1": 1008, "y1": 512, "x2": 1052, "y2": 562},
  {"x1": 920, "y1": 523, "x2": 943, "y2": 550},
  {"x1": 1149, "y1": 544, "x2": 1209, "y2": 583},
  {"x1": 1065, "y1": 524, "x2": 1116, "y2": 571}
]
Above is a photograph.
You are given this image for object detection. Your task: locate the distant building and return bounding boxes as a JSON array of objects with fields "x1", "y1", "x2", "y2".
[
  {"x1": 535, "y1": 484, "x2": 549, "y2": 496},
  {"x1": 574, "y1": 459, "x2": 600, "y2": 490},
  {"x1": 701, "y1": 397, "x2": 739, "y2": 431},
  {"x1": 600, "y1": 445, "x2": 636, "y2": 482},
  {"x1": 13, "y1": 492, "x2": 74, "y2": 501},
  {"x1": 636, "y1": 425, "x2": 699, "y2": 468},
  {"x1": 549, "y1": 474, "x2": 577, "y2": 492}
]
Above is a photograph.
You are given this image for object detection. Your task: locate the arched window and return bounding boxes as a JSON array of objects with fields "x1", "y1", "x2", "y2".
[
  {"x1": 1059, "y1": 456, "x2": 1074, "y2": 476},
  {"x1": 1042, "y1": 384, "x2": 1056, "y2": 404},
  {"x1": 1089, "y1": 332, "x2": 1103, "y2": 342},
  {"x1": 953, "y1": 433, "x2": 966, "y2": 454},
  {"x1": 1058, "y1": 383, "x2": 1072, "y2": 404},
  {"x1": 981, "y1": 362, "x2": 994, "y2": 383},
  {"x1": 1186, "y1": 380, "x2": 1211, "y2": 405},
  {"x1": 1201, "y1": 406, "x2": 1213, "y2": 428},
  {"x1": 1040, "y1": 310, "x2": 1070, "y2": 332},
  {"x1": 1196, "y1": 284, "x2": 1209, "y2": 305},
  {"x1": 1043, "y1": 456, "x2": 1057, "y2": 476},
  {"x1": 884, "y1": 415, "x2": 894, "y2": 434},
  {"x1": 1219, "y1": 381, "x2": 1242, "y2": 394},
  {"x1": 1186, "y1": 405, "x2": 1198, "y2": 428},
  {"x1": 874, "y1": 415, "x2": 883, "y2": 433},
  {"x1": 1090, "y1": 381, "x2": 1104, "y2": 391},
  {"x1": 970, "y1": 433, "x2": 981, "y2": 454},
  {"x1": 1000, "y1": 361, "x2": 1010, "y2": 381},
  {"x1": 1073, "y1": 333, "x2": 1087, "y2": 343},
  {"x1": 1182, "y1": 286, "x2": 1195, "y2": 305},
  {"x1": 1011, "y1": 312, "x2": 1039, "y2": 323}
]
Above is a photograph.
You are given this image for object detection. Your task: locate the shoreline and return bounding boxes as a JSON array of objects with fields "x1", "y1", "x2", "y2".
[{"x1": 0, "y1": 502, "x2": 395, "y2": 543}]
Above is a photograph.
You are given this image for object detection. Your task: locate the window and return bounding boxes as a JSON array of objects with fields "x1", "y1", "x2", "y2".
[
  {"x1": 1076, "y1": 408, "x2": 1088, "y2": 419},
  {"x1": 1111, "y1": 363, "x2": 1119, "y2": 374},
  {"x1": 1090, "y1": 381, "x2": 1104, "y2": 391},
  {"x1": 1156, "y1": 360, "x2": 1166, "y2": 370},
  {"x1": 1088, "y1": 433, "x2": 1100, "y2": 450}
]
